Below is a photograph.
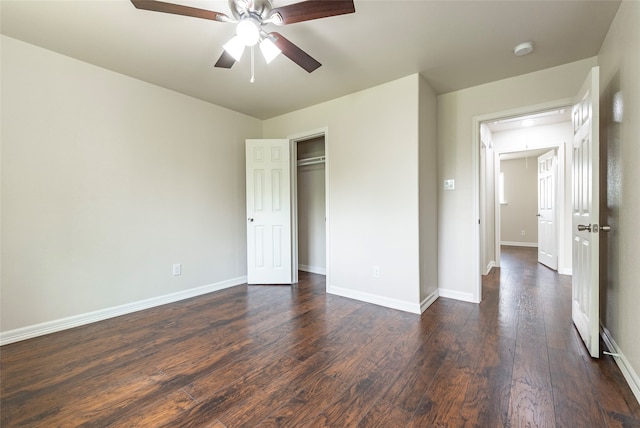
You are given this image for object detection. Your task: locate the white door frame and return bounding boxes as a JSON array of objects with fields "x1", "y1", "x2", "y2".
[
  {"x1": 287, "y1": 127, "x2": 330, "y2": 287},
  {"x1": 472, "y1": 98, "x2": 573, "y2": 302}
]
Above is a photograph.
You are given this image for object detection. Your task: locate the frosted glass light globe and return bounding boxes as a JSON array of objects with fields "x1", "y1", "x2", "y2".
[{"x1": 237, "y1": 19, "x2": 260, "y2": 46}]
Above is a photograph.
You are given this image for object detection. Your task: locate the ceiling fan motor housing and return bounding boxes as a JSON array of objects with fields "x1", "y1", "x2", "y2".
[{"x1": 229, "y1": 0, "x2": 273, "y2": 21}]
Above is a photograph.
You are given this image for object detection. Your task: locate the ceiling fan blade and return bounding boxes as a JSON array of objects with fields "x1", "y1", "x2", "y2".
[
  {"x1": 270, "y1": 32, "x2": 321, "y2": 73},
  {"x1": 214, "y1": 51, "x2": 236, "y2": 69},
  {"x1": 130, "y1": 0, "x2": 230, "y2": 22},
  {"x1": 270, "y1": 0, "x2": 355, "y2": 25}
]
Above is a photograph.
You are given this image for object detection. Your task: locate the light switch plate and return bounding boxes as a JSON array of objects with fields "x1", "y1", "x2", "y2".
[{"x1": 444, "y1": 179, "x2": 455, "y2": 190}]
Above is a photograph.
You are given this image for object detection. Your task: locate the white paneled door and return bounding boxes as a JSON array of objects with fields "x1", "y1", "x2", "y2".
[
  {"x1": 571, "y1": 67, "x2": 601, "y2": 358},
  {"x1": 246, "y1": 139, "x2": 292, "y2": 284},
  {"x1": 537, "y1": 149, "x2": 558, "y2": 270}
]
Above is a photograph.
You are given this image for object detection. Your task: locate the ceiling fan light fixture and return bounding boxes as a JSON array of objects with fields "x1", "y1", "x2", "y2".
[
  {"x1": 236, "y1": 18, "x2": 261, "y2": 46},
  {"x1": 259, "y1": 37, "x2": 281, "y2": 63},
  {"x1": 223, "y1": 36, "x2": 245, "y2": 61}
]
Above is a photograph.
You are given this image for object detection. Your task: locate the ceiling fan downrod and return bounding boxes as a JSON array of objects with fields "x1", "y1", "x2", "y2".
[{"x1": 250, "y1": 46, "x2": 256, "y2": 83}]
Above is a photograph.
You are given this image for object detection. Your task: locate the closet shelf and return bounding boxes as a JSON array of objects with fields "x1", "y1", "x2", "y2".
[{"x1": 297, "y1": 156, "x2": 325, "y2": 167}]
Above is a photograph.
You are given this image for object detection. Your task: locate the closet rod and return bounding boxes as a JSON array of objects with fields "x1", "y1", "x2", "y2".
[{"x1": 297, "y1": 155, "x2": 325, "y2": 167}]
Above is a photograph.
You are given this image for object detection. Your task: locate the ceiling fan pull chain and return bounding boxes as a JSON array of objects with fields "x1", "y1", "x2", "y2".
[{"x1": 250, "y1": 46, "x2": 255, "y2": 83}]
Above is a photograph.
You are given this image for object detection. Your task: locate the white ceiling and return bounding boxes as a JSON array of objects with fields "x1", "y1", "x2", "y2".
[{"x1": 1, "y1": 0, "x2": 621, "y2": 119}]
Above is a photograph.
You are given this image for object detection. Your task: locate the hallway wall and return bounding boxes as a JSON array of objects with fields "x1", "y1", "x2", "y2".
[
  {"x1": 500, "y1": 158, "x2": 538, "y2": 246},
  {"x1": 597, "y1": 0, "x2": 640, "y2": 402}
]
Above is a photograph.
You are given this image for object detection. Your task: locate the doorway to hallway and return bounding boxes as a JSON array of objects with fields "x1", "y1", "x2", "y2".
[{"x1": 478, "y1": 107, "x2": 573, "y2": 277}]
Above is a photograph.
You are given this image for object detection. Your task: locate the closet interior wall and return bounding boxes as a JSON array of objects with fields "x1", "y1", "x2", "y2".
[{"x1": 296, "y1": 137, "x2": 326, "y2": 275}]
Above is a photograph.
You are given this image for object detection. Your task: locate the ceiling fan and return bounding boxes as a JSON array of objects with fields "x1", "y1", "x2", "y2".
[{"x1": 131, "y1": 0, "x2": 356, "y2": 73}]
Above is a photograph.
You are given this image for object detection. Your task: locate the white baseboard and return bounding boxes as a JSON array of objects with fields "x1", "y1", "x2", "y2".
[
  {"x1": 484, "y1": 261, "x2": 496, "y2": 275},
  {"x1": 501, "y1": 241, "x2": 538, "y2": 248},
  {"x1": 601, "y1": 326, "x2": 640, "y2": 405},
  {"x1": 0, "y1": 276, "x2": 247, "y2": 346},
  {"x1": 298, "y1": 264, "x2": 326, "y2": 275},
  {"x1": 438, "y1": 288, "x2": 477, "y2": 303},
  {"x1": 327, "y1": 285, "x2": 421, "y2": 314},
  {"x1": 420, "y1": 289, "x2": 439, "y2": 313}
]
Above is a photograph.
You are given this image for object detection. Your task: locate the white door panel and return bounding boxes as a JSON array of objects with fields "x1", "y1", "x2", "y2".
[
  {"x1": 538, "y1": 149, "x2": 558, "y2": 270},
  {"x1": 246, "y1": 139, "x2": 292, "y2": 284},
  {"x1": 571, "y1": 67, "x2": 600, "y2": 358}
]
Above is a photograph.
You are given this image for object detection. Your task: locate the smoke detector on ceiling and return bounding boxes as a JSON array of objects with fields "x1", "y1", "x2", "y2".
[{"x1": 513, "y1": 41, "x2": 534, "y2": 56}]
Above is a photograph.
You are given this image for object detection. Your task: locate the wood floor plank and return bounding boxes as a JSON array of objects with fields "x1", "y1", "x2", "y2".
[
  {"x1": 458, "y1": 334, "x2": 515, "y2": 426},
  {"x1": 4, "y1": 361, "x2": 168, "y2": 427},
  {"x1": 106, "y1": 388, "x2": 196, "y2": 428},
  {"x1": 308, "y1": 354, "x2": 402, "y2": 427},
  {"x1": 459, "y1": 366, "x2": 512, "y2": 427},
  {"x1": 162, "y1": 353, "x2": 302, "y2": 427},
  {"x1": 507, "y1": 380, "x2": 556, "y2": 427},
  {"x1": 182, "y1": 341, "x2": 286, "y2": 401},
  {"x1": 511, "y1": 312, "x2": 552, "y2": 391},
  {"x1": 407, "y1": 356, "x2": 474, "y2": 427},
  {"x1": 255, "y1": 372, "x2": 349, "y2": 427},
  {"x1": 357, "y1": 398, "x2": 412, "y2": 428},
  {"x1": 2, "y1": 250, "x2": 639, "y2": 427},
  {"x1": 548, "y1": 346, "x2": 608, "y2": 427},
  {"x1": 582, "y1": 350, "x2": 640, "y2": 422},
  {"x1": 306, "y1": 374, "x2": 380, "y2": 427},
  {"x1": 380, "y1": 341, "x2": 447, "y2": 413}
]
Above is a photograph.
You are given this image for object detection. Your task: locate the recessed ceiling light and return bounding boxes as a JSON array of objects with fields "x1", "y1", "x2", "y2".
[{"x1": 513, "y1": 41, "x2": 534, "y2": 56}]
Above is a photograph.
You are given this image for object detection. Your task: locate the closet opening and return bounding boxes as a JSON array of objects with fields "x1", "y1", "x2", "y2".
[{"x1": 292, "y1": 133, "x2": 327, "y2": 284}]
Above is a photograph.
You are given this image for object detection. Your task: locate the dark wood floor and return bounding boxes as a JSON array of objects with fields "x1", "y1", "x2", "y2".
[{"x1": 2, "y1": 246, "x2": 639, "y2": 427}]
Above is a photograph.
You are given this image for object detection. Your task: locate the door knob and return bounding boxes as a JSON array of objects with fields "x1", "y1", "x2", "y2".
[
  {"x1": 577, "y1": 224, "x2": 612, "y2": 233},
  {"x1": 248, "y1": 218, "x2": 254, "y2": 222}
]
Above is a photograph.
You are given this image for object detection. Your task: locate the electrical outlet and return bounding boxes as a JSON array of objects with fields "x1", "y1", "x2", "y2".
[
  {"x1": 373, "y1": 266, "x2": 381, "y2": 278},
  {"x1": 172, "y1": 263, "x2": 182, "y2": 276},
  {"x1": 521, "y1": 230, "x2": 526, "y2": 236}
]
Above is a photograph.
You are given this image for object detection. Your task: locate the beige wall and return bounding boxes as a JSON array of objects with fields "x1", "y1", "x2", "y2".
[
  {"x1": 437, "y1": 57, "x2": 597, "y2": 301},
  {"x1": 500, "y1": 158, "x2": 538, "y2": 245},
  {"x1": 597, "y1": 0, "x2": 640, "y2": 399},
  {"x1": 264, "y1": 74, "x2": 428, "y2": 312},
  {"x1": 1, "y1": 36, "x2": 261, "y2": 334},
  {"x1": 418, "y1": 75, "x2": 439, "y2": 305}
]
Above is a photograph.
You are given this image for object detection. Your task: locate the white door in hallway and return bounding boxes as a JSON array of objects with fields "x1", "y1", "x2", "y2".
[
  {"x1": 537, "y1": 149, "x2": 558, "y2": 270},
  {"x1": 246, "y1": 139, "x2": 292, "y2": 284},
  {"x1": 572, "y1": 67, "x2": 600, "y2": 358}
]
